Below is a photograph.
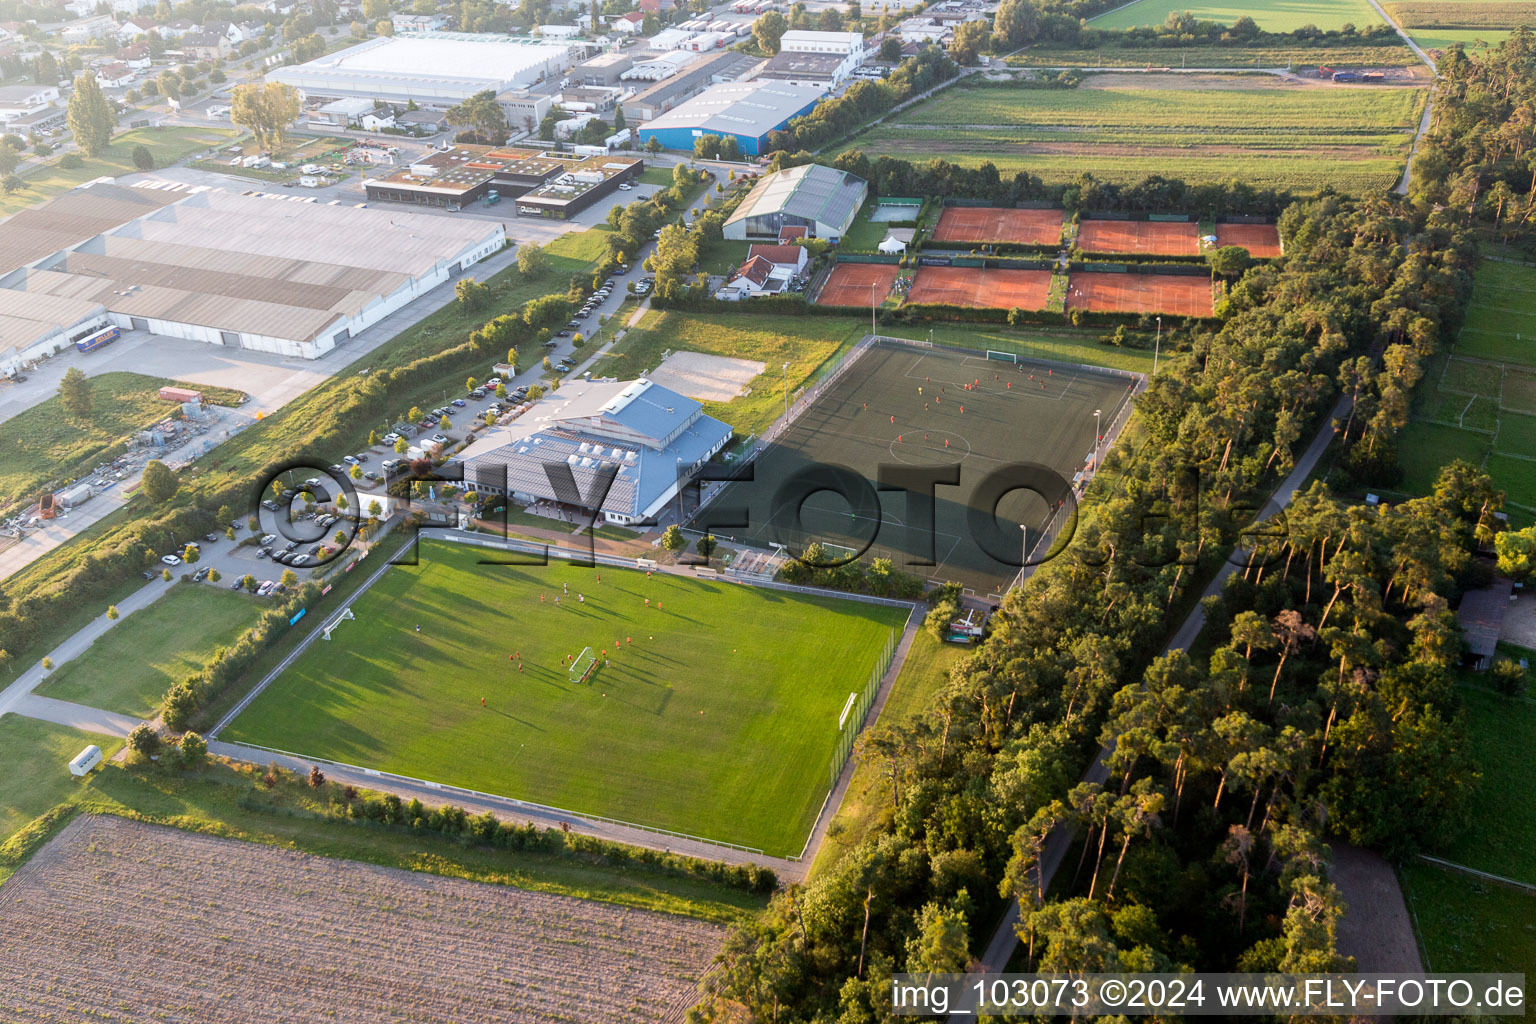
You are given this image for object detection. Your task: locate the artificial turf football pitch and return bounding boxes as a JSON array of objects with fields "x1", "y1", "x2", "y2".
[
  {"x1": 704, "y1": 341, "x2": 1139, "y2": 595},
  {"x1": 223, "y1": 540, "x2": 909, "y2": 855}
]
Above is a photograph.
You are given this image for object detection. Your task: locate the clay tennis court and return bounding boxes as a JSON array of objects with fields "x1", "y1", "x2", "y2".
[
  {"x1": 1215, "y1": 222, "x2": 1283, "y2": 258},
  {"x1": 909, "y1": 266, "x2": 1053, "y2": 310},
  {"x1": 1066, "y1": 272, "x2": 1215, "y2": 317},
  {"x1": 1077, "y1": 219, "x2": 1200, "y2": 256},
  {"x1": 817, "y1": 262, "x2": 900, "y2": 307},
  {"x1": 933, "y1": 207, "x2": 1065, "y2": 246}
]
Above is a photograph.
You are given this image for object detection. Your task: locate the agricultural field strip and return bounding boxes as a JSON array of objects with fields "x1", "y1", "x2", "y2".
[
  {"x1": 895, "y1": 85, "x2": 1424, "y2": 132},
  {"x1": 1386, "y1": 1, "x2": 1534, "y2": 28},
  {"x1": 0, "y1": 815, "x2": 725, "y2": 1024}
]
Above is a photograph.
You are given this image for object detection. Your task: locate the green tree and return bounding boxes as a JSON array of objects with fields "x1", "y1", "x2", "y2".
[
  {"x1": 517, "y1": 241, "x2": 547, "y2": 275},
  {"x1": 34, "y1": 50, "x2": 59, "y2": 85},
  {"x1": 992, "y1": 0, "x2": 1038, "y2": 48},
  {"x1": 208, "y1": 568, "x2": 221, "y2": 583},
  {"x1": 1209, "y1": 244, "x2": 1253, "y2": 281},
  {"x1": 644, "y1": 134, "x2": 662, "y2": 154},
  {"x1": 229, "y1": 81, "x2": 302, "y2": 152},
  {"x1": 660, "y1": 524, "x2": 686, "y2": 552},
  {"x1": 106, "y1": 604, "x2": 119, "y2": 620},
  {"x1": 695, "y1": 534, "x2": 717, "y2": 559},
  {"x1": 752, "y1": 9, "x2": 786, "y2": 53},
  {"x1": 281, "y1": 568, "x2": 298, "y2": 586},
  {"x1": 949, "y1": 19, "x2": 989, "y2": 65},
  {"x1": 140, "y1": 459, "x2": 178, "y2": 503},
  {"x1": 132, "y1": 143, "x2": 155, "y2": 169},
  {"x1": 445, "y1": 88, "x2": 507, "y2": 143},
  {"x1": 1496, "y1": 525, "x2": 1536, "y2": 581},
  {"x1": 179, "y1": 731, "x2": 207, "y2": 767},
  {"x1": 57, "y1": 367, "x2": 93, "y2": 419},
  {"x1": 66, "y1": 73, "x2": 114, "y2": 157},
  {"x1": 394, "y1": 436, "x2": 409, "y2": 454},
  {"x1": 1, "y1": 174, "x2": 22, "y2": 194}
]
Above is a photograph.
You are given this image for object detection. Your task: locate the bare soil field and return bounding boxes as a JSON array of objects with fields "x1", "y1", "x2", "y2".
[
  {"x1": 0, "y1": 815, "x2": 725, "y2": 1024},
  {"x1": 1081, "y1": 70, "x2": 1430, "y2": 90}
]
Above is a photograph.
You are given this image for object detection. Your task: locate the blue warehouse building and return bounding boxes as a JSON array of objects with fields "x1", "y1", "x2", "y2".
[{"x1": 636, "y1": 80, "x2": 827, "y2": 157}]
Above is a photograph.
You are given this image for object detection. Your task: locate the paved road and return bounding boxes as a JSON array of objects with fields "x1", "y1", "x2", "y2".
[{"x1": 957, "y1": 396, "x2": 1351, "y2": 998}]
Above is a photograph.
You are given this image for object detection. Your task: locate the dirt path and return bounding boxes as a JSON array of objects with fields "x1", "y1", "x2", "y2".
[{"x1": 1332, "y1": 844, "x2": 1425, "y2": 972}]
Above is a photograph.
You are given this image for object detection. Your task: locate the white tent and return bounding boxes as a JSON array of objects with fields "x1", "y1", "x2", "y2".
[{"x1": 877, "y1": 234, "x2": 906, "y2": 254}]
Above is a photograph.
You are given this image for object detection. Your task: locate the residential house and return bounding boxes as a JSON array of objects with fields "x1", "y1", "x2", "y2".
[
  {"x1": 116, "y1": 42, "x2": 151, "y2": 68},
  {"x1": 716, "y1": 243, "x2": 807, "y2": 299},
  {"x1": 611, "y1": 11, "x2": 646, "y2": 33},
  {"x1": 159, "y1": 18, "x2": 196, "y2": 39},
  {"x1": 95, "y1": 61, "x2": 135, "y2": 87},
  {"x1": 115, "y1": 17, "x2": 158, "y2": 41},
  {"x1": 180, "y1": 29, "x2": 232, "y2": 59},
  {"x1": 359, "y1": 108, "x2": 396, "y2": 131},
  {"x1": 637, "y1": 0, "x2": 674, "y2": 12}
]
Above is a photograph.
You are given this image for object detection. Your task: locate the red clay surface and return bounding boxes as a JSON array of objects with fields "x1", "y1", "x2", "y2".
[
  {"x1": 909, "y1": 266, "x2": 1053, "y2": 310},
  {"x1": 1066, "y1": 272, "x2": 1215, "y2": 317},
  {"x1": 1077, "y1": 219, "x2": 1200, "y2": 256},
  {"x1": 1215, "y1": 222, "x2": 1283, "y2": 258},
  {"x1": 932, "y1": 207, "x2": 1065, "y2": 246},
  {"x1": 817, "y1": 262, "x2": 900, "y2": 307}
]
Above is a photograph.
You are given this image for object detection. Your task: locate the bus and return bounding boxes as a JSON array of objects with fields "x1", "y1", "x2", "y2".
[{"x1": 75, "y1": 326, "x2": 120, "y2": 354}]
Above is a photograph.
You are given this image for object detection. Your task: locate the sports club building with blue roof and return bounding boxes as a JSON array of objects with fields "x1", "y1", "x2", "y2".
[{"x1": 453, "y1": 377, "x2": 733, "y2": 525}]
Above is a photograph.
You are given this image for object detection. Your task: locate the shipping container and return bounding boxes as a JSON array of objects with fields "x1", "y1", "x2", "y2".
[{"x1": 75, "y1": 325, "x2": 120, "y2": 353}]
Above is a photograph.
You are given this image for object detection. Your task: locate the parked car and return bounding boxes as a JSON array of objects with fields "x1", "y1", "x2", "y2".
[
  {"x1": 260, "y1": 534, "x2": 277, "y2": 545},
  {"x1": 469, "y1": 388, "x2": 486, "y2": 399},
  {"x1": 431, "y1": 433, "x2": 449, "y2": 445},
  {"x1": 203, "y1": 532, "x2": 219, "y2": 542},
  {"x1": 142, "y1": 570, "x2": 157, "y2": 580},
  {"x1": 261, "y1": 499, "x2": 278, "y2": 511},
  {"x1": 192, "y1": 567, "x2": 209, "y2": 581},
  {"x1": 451, "y1": 398, "x2": 467, "y2": 408},
  {"x1": 555, "y1": 363, "x2": 571, "y2": 373},
  {"x1": 161, "y1": 554, "x2": 181, "y2": 566},
  {"x1": 342, "y1": 454, "x2": 361, "y2": 466},
  {"x1": 554, "y1": 330, "x2": 570, "y2": 339},
  {"x1": 382, "y1": 432, "x2": 401, "y2": 445},
  {"x1": 617, "y1": 182, "x2": 633, "y2": 190},
  {"x1": 486, "y1": 378, "x2": 501, "y2": 388}
]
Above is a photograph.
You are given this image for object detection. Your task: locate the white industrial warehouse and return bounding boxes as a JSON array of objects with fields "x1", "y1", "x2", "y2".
[
  {"x1": 0, "y1": 181, "x2": 504, "y2": 371},
  {"x1": 268, "y1": 32, "x2": 574, "y2": 107}
]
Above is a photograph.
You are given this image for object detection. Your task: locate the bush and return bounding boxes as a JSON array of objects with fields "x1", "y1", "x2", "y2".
[
  {"x1": 128, "y1": 723, "x2": 162, "y2": 758},
  {"x1": 1492, "y1": 657, "x2": 1527, "y2": 697},
  {"x1": 178, "y1": 731, "x2": 207, "y2": 767},
  {"x1": 58, "y1": 152, "x2": 83, "y2": 169}
]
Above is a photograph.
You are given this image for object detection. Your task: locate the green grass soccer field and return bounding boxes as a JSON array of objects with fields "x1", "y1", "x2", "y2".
[
  {"x1": 1398, "y1": 261, "x2": 1536, "y2": 515},
  {"x1": 705, "y1": 341, "x2": 1138, "y2": 596},
  {"x1": 223, "y1": 541, "x2": 909, "y2": 855}
]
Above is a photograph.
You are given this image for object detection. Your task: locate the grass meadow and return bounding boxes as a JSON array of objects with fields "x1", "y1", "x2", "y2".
[
  {"x1": 223, "y1": 540, "x2": 908, "y2": 855},
  {"x1": 1006, "y1": 44, "x2": 1418, "y2": 67},
  {"x1": 0, "y1": 125, "x2": 238, "y2": 217},
  {"x1": 0, "y1": 371, "x2": 247, "y2": 510},
  {"x1": 842, "y1": 77, "x2": 1423, "y2": 193},
  {"x1": 1401, "y1": 860, "x2": 1536, "y2": 975},
  {"x1": 35, "y1": 587, "x2": 263, "y2": 717},
  {"x1": 1088, "y1": 0, "x2": 1384, "y2": 31},
  {"x1": 0, "y1": 715, "x2": 124, "y2": 859}
]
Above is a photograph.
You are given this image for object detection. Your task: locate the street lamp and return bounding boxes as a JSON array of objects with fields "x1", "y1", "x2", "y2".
[
  {"x1": 782, "y1": 361, "x2": 789, "y2": 416},
  {"x1": 1094, "y1": 408, "x2": 1102, "y2": 468},
  {"x1": 870, "y1": 282, "x2": 878, "y2": 335},
  {"x1": 1153, "y1": 316, "x2": 1162, "y2": 375}
]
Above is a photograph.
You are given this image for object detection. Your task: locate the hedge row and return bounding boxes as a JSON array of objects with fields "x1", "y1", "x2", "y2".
[{"x1": 332, "y1": 788, "x2": 779, "y2": 893}]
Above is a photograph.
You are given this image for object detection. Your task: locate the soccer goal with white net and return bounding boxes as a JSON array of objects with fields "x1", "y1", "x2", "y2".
[
  {"x1": 986, "y1": 350, "x2": 1018, "y2": 364},
  {"x1": 321, "y1": 608, "x2": 354, "y2": 641},
  {"x1": 570, "y1": 645, "x2": 597, "y2": 684}
]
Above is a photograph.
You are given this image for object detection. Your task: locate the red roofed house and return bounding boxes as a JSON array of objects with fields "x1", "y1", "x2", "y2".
[
  {"x1": 716, "y1": 244, "x2": 808, "y2": 300},
  {"x1": 612, "y1": 10, "x2": 646, "y2": 33},
  {"x1": 638, "y1": 0, "x2": 674, "y2": 12},
  {"x1": 778, "y1": 225, "x2": 808, "y2": 242}
]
